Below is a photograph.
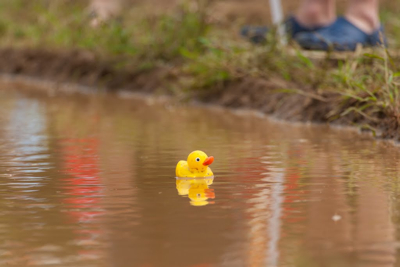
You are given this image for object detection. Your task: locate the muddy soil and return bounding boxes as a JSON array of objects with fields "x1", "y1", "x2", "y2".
[
  {"x1": 0, "y1": 47, "x2": 398, "y2": 142},
  {"x1": 0, "y1": 48, "x2": 171, "y2": 94}
]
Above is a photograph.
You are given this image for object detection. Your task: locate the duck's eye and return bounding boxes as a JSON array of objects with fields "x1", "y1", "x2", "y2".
[{"x1": 196, "y1": 158, "x2": 200, "y2": 162}]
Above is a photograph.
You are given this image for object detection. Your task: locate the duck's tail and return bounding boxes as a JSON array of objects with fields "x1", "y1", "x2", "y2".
[{"x1": 175, "y1": 160, "x2": 187, "y2": 177}]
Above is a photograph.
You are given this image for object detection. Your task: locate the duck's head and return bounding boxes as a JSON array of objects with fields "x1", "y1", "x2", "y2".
[
  {"x1": 188, "y1": 182, "x2": 215, "y2": 206},
  {"x1": 187, "y1": 150, "x2": 214, "y2": 172}
]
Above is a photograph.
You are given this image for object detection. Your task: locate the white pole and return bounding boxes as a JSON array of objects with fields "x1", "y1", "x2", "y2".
[{"x1": 269, "y1": 0, "x2": 286, "y2": 45}]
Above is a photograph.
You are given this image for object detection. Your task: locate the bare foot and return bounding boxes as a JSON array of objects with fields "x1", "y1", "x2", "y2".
[
  {"x1": 88, "y1": 0, "x2": 122, "y2": 27},
  {"x1": 345, "y1": 0, "x2": 380, "y2": 34}
]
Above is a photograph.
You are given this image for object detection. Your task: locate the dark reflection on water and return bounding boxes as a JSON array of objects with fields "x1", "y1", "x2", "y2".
[{"x1": 1, "y1": 85, "x2": 400, "y2": 266}]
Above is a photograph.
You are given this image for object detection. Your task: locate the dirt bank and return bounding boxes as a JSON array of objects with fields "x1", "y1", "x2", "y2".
[{"x1": 0, "y1": 47, "x2": 398, "y2": 142}]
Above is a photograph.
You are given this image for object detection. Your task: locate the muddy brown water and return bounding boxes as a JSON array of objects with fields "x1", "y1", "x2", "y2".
[{"x1": 1, "y1": 83, "x2": 400, "y2": 267}]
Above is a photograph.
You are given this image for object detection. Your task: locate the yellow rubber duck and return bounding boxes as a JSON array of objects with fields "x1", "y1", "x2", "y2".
[
  {"x1": 176, "y1": 178, "x2": 215, "y2": 206},
  {"x1": 176, "y1": 150, "x2": 214, "y2": 178}
]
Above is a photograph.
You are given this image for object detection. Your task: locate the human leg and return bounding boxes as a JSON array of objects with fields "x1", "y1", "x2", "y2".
[
  {"x1": 345, "y1": 0, "x2": 380, "y2": 34},
  {"x1": 296, "y1": 0, "x2": 336, "y2": 28},
  {"x1": 241, "y1": 0, "x2": 336, "y2": 44}
]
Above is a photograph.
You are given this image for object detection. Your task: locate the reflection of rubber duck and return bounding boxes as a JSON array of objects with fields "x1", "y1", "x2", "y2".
[
  {"x1": 176, "y1": 151, "x2": 214, "y2": 178},
  {"x1": 176, "y1": 178, "x2": 215, "y2": 206}
]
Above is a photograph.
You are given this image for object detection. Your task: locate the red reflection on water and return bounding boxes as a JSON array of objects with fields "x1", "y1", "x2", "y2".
[
  {"x1": 60, "y1": 137, "x2": 105, "y2": 260},
  {"x1": 281, "y1": 147, "x2": 307, "y2": 225},
  {"x1": 232, "y1": 156, "x2": 267, "y2": 200}
]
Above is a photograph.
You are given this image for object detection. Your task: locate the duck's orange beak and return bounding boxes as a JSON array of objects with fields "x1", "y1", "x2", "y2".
[
  {"x1": 205, "y1": 189, "x2": 215, "y2": 199},
  {"x1": 203, "y1": 156, "x2": 214, "y2": 166}
]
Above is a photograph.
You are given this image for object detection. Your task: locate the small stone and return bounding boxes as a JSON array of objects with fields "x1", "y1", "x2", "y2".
[{"x1": 332, "y1": 214, "x2": 342, "y2": 222}]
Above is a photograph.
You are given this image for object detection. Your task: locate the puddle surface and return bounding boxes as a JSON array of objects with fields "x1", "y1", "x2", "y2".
[{"x1": 1, "y1": 85, "x2": 400, "y2": 267}]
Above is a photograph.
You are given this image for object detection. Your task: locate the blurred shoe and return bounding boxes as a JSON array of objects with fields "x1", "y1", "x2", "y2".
[
  {"x1": 240, "y1": 16, "x2": 327, "y2": 44},
  {"x1": 294, "y1": 17, "x2": 387, "y2": 51}
]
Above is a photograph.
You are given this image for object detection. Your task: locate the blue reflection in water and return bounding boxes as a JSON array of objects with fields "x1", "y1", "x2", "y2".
[{"x1": 2, "y1": 99, "x2": 49, "y2": 190}]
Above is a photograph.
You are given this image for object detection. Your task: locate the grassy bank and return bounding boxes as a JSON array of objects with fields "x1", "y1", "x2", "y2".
[{"x1": 1, "y1": 0, "x2": 400, "y2": 140}]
